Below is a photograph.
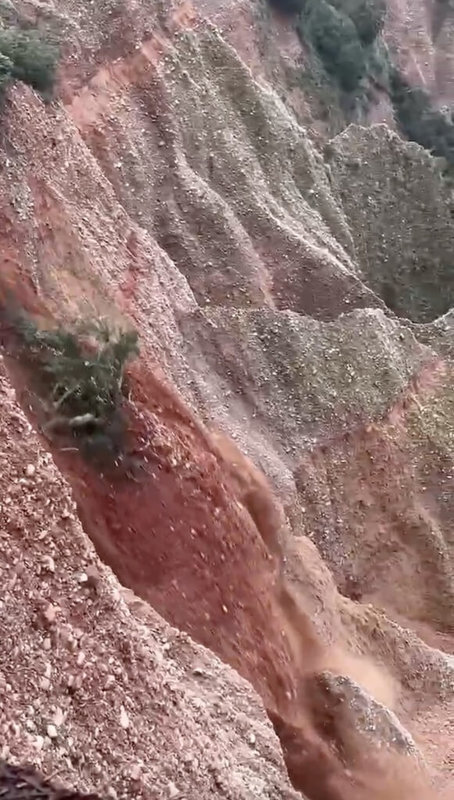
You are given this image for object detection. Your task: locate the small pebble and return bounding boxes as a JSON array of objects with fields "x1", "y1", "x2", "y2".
[
  {"x1": 119, "y1": 706, "x2": 129, "y2": 729},
  {"x1": 129, "y1": 764, "x2": 141, "y2": 781},
  {"x1": 42, "y1": 555, "x2": 55, "y2": 573},
  {"x1": 43, "y1": 604, "x2": 57, "y2": 624},
  {"x1": 46, "y1": 724, "x2": 58, "y2": 739},
  {"x1": 53, "y1": 707, "x2": 64, "y2": 726}
]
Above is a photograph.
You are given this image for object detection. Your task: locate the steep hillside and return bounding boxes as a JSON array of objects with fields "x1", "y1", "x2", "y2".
[
  {"x1": 0, "y1": 360, "x2": 300, "y2": 799},
  {"x1": 0, "y1": 1, "x2": 453, "y2": 799}
]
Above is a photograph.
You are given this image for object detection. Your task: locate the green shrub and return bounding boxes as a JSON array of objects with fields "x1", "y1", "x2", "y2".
[
  {"x1": 329, "y1": 0, "x2": 386, "y2": 45},
  {"x1": 391, "y1": 69, "x2": 454, "y2": 167},
  {"x1": 23, "y1": 317, "x2": 139, "y2": 420},
  {"x1": 0, "y1": 28, "x2": 57, "y2": 95},
  {"x1": 268, "y1": 0, "x2": 386, "y2": 104},
  {"x1": 11, "y1": 312, "x2": 139, "y2": 465},
  {"x1": 299, "y1": 0, "x2": 367, "y2": 91}
]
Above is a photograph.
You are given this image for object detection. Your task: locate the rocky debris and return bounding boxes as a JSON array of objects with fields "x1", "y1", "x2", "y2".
[
  {"x1": 412, "y1": 308, "x2": 454, "y2": 361},
  {"x1": 308, "y1": 671, "x2": 419, "y2": 757},
  {"x1": 183, "y1": 305, "x2": 427, "y2": 442},
  {"x1": 180, "y1": 296, "x2": 454, "y2": 656}
]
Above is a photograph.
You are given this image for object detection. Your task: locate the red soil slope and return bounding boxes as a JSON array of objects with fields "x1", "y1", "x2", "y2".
[{"x1": 1, "y1": 297, "x2": 449, "y2": 800}]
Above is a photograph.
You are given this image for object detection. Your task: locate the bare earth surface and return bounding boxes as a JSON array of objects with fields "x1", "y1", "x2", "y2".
[
  {"x1": 0, "y1": 1, "x2": 453, "y2": 799},
  {"x1": 0, "y1": 360, "x2": 301, "y2": 800}
]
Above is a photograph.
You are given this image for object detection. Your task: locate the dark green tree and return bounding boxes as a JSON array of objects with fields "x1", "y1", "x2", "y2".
[
  {"x1": 329, "y1": 0, "x2": 386, "y2": 45},
  {"x1": 391, "y1": 69, "x2": 454, "y2": 166},
  {"x1": 300, "y1": 0, "x2": 367, "y2": 91},
  {"x1": 0, "y1": 28, "x2": 57, "y2": 95}
]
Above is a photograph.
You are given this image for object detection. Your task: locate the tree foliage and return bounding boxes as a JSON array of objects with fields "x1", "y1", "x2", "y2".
[
  {"x1": 0, "y1": 27, "x2": 57, "y2": 96},
  {"x1": 299, "y1": 0, "x2": 367, "y2": 91},
  {"x1": 15, "y1": 313, "x2": 139, "y2": 430},
  {"x1": 391, "y1": 70, "x2": 454, "y2": 167},
  {"x1": 268, "y1": 0, "x2": 386, "y2": 97},
  {"x1": 329, "y1": 0, "x2": 386, "y2": 45}
]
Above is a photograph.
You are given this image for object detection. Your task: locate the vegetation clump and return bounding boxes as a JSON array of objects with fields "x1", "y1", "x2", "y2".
[
  {"x1": 282, "y1": 0, "x2": 388, "y2": 96},
  {"x1": 329, "y1": 0, "x2": 386, "y2": 45},
  {"x1": 269, "y1": 0, "x2": 454, "y2": 155},
  {"x1": 299, "y1": 0, "x2": 367, "y2": 91},
  {"x1": 390, "y1": 70, "x2": 454, "y2": 170},
  {"x1": 0, "y1": 27, "x2": 57, "y2": 96},
  {"x1": 14, "y1": 313, "x2": 139, "y2": 465}
]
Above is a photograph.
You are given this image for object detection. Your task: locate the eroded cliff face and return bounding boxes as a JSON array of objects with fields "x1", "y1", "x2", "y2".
[
  {"x1": 384, "y1": 0, "x2": 454, "y2": 103},
  {"x1": 0, "y1": 1, "x2": 453, "y2": 799}
]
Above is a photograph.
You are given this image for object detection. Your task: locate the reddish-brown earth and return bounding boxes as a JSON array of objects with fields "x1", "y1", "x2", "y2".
[
  {"x1": 0, "y1": 1, "x2": 453, "y2": 799},
  {"x1": 2, "y1": 298, "x2": 449, "y2": 800}
]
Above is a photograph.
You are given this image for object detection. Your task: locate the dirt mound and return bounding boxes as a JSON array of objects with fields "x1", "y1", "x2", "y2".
[
  {"x1": 179, "y1": 303, "x2": 454, "y2": 629},
  {"x1": 270, "y1": 712, "x2": 439, "y2": 800},
  {"x1": 306, "y1": 671, "x2": 418, "y2": 756},
  {"x1": 290, "y1": 356, "x2": 454, "y2": 628},
  {"x1": 179, "y1": 307, "x2": 428, "y2": 492}
]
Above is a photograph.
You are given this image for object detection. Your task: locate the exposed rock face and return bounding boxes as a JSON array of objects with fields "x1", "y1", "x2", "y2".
[
  {"x1": 0, "y1": 1, "x2": 453, "y2": 799},
  {"x1": 384, "y1": 0, "x2": 454, "y2": 104},
  {"x1": 307, "y1": 671, "x2": 419, "y2": 756}
]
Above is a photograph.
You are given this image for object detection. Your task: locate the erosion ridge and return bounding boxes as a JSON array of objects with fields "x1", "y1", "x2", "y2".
[{"x1": 0, "y1": 1, "x2": 453, "y2": 799}]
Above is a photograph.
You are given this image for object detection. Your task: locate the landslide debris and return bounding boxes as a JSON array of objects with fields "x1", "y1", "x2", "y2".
[{"x1": 0, "y1": 361, "x2": 301, "y2": 800}]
